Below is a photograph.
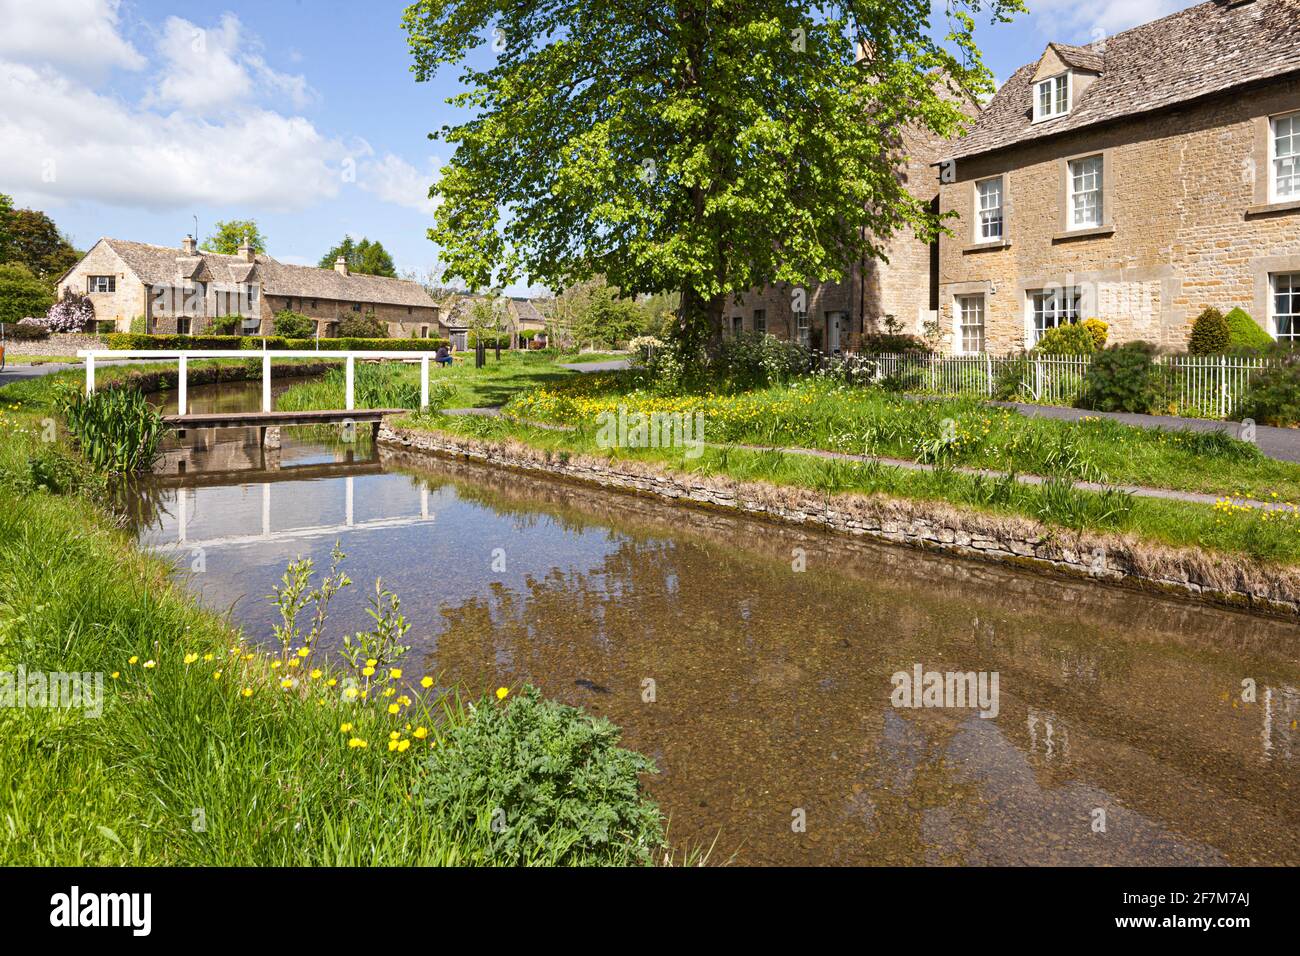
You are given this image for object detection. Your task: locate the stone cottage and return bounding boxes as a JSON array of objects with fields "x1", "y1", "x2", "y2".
[
  {"x1": 58, "y1": 235, "x2": 447, "y2": 340},
  {"x1": 937, "y1": 0, "x2": 1300, "y2": 354}
]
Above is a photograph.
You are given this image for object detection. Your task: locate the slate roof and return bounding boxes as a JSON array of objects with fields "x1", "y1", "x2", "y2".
[
  {"x1": 99, "y1": 238, "x2": 436, "y2": 309},
  {"x1": 944, "y1": 0, "x2": 1300, "y2": 162}
]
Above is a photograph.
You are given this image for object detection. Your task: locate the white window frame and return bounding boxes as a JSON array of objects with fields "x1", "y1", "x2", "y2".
[
  {"x1": 1033, "y1": 72, "x2": 1071, "y2": 122},
  {"x1": 955, "y1": 295, "x2": 986, "y2": 355},
  {"x1": 1271, "y1": 112, "x2": 1300, "y2": 202},
  {"x1": 1068, "y1": 155, "x2": 1104, "y2": 230},
  {"x1": 975, "y1": 177, "x2": 1004, "y2": 243},
  {"x1": 1272, "y1": 272, "x2": 1300, "y2": 344},
  {"x1": 794, "y1": 311, "x2": 809, "y2": 348},
  {"x1": 87, "y1": 275, "x2": 115, "y2": 294},
  {"x1": 1027, "y1": 287, "x2": 1082, "y2": 347}
]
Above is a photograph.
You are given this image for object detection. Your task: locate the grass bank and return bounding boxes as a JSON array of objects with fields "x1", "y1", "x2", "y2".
[
  {"x1": 398, "y1": 411, "x2": 1300, "y2": 566},
  {"x1": 0, "y1": 374, "x2": 670, "y2": 866},
  {"x1": 507, "y1": 375, "x2": 1300, "y2": 502}
]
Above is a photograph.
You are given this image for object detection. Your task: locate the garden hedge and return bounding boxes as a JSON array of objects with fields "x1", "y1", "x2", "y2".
[{"x1": 106, "y1": 333, "x2": 451, "y2": 351}]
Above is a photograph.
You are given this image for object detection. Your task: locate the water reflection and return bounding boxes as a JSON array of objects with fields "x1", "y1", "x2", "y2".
[{"x1": 128, "y1": 392, "x2": 1300, "y2": 865}]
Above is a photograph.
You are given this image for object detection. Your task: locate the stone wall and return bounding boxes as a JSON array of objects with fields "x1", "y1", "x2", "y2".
[
  {"x1": 378, "y1": 422, "x2": 1300, "y2": 618},
  {"x1": 939, "y1": 75, "x2": 1300, "y2": 353}
]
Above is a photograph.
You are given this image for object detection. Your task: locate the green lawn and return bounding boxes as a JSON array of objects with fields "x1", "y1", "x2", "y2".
[
  {"x1": 506, "y1": 375, "x2": 1300, "y2": 502},
  {"x1": 399, "y1": 408, "x2": 1300, "y2": 566}
]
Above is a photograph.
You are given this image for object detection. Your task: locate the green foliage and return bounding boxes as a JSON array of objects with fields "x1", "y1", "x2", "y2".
[
  {"x1": 567, "y1": 284, "x2": 646, "y2": 348},
  {"x1": 710, "y1": 332, "x2": 811, "y2": 390},
  {"x1": 129, "y1": 315, "x2": 146, "y2": 334},
  {"x1": 403, "y1": 0, "x2": 1024, "y2": 342},
  {"x1": 273, "y1": 310, "x2": 317, "y2": 339},
  {"x1": 1033, "y1": 477, "x2": 1134, "y2": 531},
  {"x1": 0, "y1": 205, "x2": 80, "y2": 287},
  {"x1": 318, "y1": 236, "x2": 398, "y2": 277},
  {"x1": 209, "y1": 314, "x2": 243, "y2": 335},
  {"x1": 277, "y1": 363, "x2": 424, "y2": 411},
  {"x1": 1188, "y1": 307, "x2": 1230, "y2": 355},
  {"x1": 54, "y1": 386, "x2": 166, "y2": 474},
  {"x1": 417, "y1": 686, "x2": 663, "y2": 865},
  {"x1": 1234, "y1": 356, "x2": 1300, "y2": 426},
  {"x1": 200, "y1": 219, "x2": 267, "y2": 255},
  {"x1": 860, "y1": 332, "x2": 930, "y2": 354},
  {"x1": 1224, "y1": 307, "x2": 1272, "y2": 351},
  {"x1": 337, "y1": 313, "x2": 388, "y2": 339},
  {"x1": 105, "y1": 332, "x2": 450, "y2": 352},
  {"x1": 0, "y1": 262, "x2": 55, "y2": 324},
  {"x1": 0, "y1": 192, "x2": 11, "y2": 261},
  {"x1": 1, "y1": 320, "x2": 50, "y2": 341},
  {"x1": 1033, "y1": 322, "x2": 1097, "y2": 356},
  {"x1": 1078, "y1": 342, "x2": 1163, "y2": 413}
]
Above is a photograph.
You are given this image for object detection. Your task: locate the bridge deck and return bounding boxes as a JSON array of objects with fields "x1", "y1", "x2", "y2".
[{"x1": 164, "y1": 409, "x2": 406, "y2": 429}]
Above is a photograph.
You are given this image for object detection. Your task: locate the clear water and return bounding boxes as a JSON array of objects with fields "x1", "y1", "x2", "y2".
[{"x1": 130, "y1": 382, "x2": 1300, "y2": 865}]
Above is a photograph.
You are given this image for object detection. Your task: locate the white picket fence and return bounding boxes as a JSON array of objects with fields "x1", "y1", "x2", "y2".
[{"x1": 864, "y1": 352, "x2": 1272, "y2": 419}]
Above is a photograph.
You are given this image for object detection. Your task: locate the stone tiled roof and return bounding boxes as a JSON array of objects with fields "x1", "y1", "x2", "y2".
[
  {"x1": 100, "y1": 238, "x2": 436, "y2": 309},
  {"x1": 944, "y1": 0, "x2": 1300, "y2": 162}
]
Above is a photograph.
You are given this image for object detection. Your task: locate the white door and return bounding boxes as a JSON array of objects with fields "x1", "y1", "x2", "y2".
[{"x1": 826, "y1": 311, "x2": 846, "y2": 353}]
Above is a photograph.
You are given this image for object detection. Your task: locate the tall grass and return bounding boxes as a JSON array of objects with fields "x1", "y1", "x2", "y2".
[
  {"x1": 0, "y1": 387, "x2": 673, "y2": 866},
  {"x1": 54, "y1": 385, "x2": 166, "y2": 473},
  {"x1": 277, "y1": 362, "x2": 425, "y2": 411}
]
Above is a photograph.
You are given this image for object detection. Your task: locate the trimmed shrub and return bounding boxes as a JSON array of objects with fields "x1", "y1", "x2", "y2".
[
  {"x1": 272, "y1": 310, "x2": 316, "y2": 339},
  {"x1": 1188, "y1": 307, "x2": 1230, "y2": 355},
  {"x1": 860, "y1": 332, "x2": 930, "y2": 354},
  {"x1": 3, "y1": 321, "x2": 50, "y2": 341},
  {"x1": 1224, "y1": 307, "x2": 1272, "y2": 351},
  {"x1": 105, "y1": 332, "x2": 450, "y2": 352},
  {"x1": 417, "y1": 686, "x2": 663, "y2": 865},
  {"x1": 1033, "y1": 322, "x2": 1097, "y2": 356},
  {"x1": 337, "y1": 313, "x2": 387, "y2": 338},
  {"x1": 1233, "y1": 355, "x2": 1300, "y2": 426},
  {"x1": 467, "y1": 331, "x2": 511, "y2": 349},
  {"x1": 1078, "y1": 341, "x2": 1164, "y2": 413},
  {"x1": 95, "y1": 320, "x2": 116, "y2": 335},
  {"x1": 1082, "y1": 318, "x2": 1109, "y2": 350}
]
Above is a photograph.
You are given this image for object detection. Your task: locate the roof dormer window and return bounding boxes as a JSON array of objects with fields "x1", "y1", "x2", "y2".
[{"x1": 1034, "y1": 72, "x2": 1070, "y2": 122}]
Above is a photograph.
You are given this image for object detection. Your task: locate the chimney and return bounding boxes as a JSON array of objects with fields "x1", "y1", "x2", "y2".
[
  {"x1": 238, "y1": 234, "x2": 254, "y2": 262},
  {"x1": 182, "y1": 234, "x2": 197, "y2": 255},
  {"x1": 334, "y1": 256, "x2": 349, "y2": 276}
]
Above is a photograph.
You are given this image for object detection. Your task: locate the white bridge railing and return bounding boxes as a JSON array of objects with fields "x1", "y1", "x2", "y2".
[{"x1": 75, "y1": 349, "x2": 445, "y2": 414}]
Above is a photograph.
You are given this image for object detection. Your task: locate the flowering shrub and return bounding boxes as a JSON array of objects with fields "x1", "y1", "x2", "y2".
[
  {"x1": 39, "y1": 289, "x2": 96, "y2": 332},
  {"x1": 627, "y1": 335, "x2": 662, "y2": 366}
]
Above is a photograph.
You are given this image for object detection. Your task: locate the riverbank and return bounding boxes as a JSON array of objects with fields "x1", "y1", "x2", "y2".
[
  {"x1": 379, "y1": 417, "x2": 1300, "y2": 617},
  {"x1": 0, "y1": 372, "x2": 670, "y2": 866}
]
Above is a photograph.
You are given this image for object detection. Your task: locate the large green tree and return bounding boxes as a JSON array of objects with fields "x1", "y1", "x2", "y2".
[
  {"x1": 0, "y1": 263, "x2": 55, "y2": 325},
  {"x1": 318, "y1": 236, "x2": 398, "y2": 277},
  {"x1": 0, "y1": 202, "x2": 80, "y2": 288},
  {"x1": 201, "y1": 219, "x2": 267, "y2": 255},
  {"x1": 402, "y1": 1, "x2": 1021, "y2": 350}
]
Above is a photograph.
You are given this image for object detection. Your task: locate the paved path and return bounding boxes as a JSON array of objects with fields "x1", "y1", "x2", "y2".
[
  {"x1": 986, "y1": 400, "x2": 1300, "y2": 464},
  {"x1": 558, "y1": 359, "x2": 629, "y2": 373}
]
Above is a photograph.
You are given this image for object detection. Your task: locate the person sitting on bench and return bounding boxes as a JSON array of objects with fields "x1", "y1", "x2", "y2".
[{"x1": 435, "y1": 345, "x2": 453, "y2": 367}]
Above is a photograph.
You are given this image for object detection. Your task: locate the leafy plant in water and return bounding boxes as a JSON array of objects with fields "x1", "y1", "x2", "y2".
[
  {"x1": 54, "y1": 385, "x2": 166, "y2": 474},
  {"x1": 268, "y1": 542, "x2": 351, "y2": 660},
  {"x1": 340, "y1": 578, "x2": 412, "y2": 699}
]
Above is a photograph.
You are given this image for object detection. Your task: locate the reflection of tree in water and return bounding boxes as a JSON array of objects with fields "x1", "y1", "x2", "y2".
[{"x1": 424, "y1": 526, "x2": 996, "y2": 864}]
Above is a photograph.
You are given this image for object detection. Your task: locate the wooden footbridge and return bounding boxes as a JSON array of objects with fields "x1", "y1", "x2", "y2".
[{"x1": 77, "y1": 347, "x2": 437, "y2": 443}]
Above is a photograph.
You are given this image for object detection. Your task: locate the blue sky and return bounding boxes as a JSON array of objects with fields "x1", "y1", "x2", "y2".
[{"x1": 0, "y1": 0, "x2": 1198, "y2": 292}]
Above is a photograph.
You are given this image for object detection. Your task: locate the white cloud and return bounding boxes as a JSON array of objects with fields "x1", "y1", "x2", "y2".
[
  {"x1": 146, "y1": 14, "x2": 315, "y2": 114},
  {"x1": 359, "y1": 154, "x2": 442, "y2": 216},
  {"x1": 0, "y1": 3, "x2": 436, "y2": 222},
  {"x1": 0, "y1": 0, "x2": 144, "y2": 74},
  {"x1": 0, "y1": 60, "x2": 347, "y2": 212},
  {"x1": 1028, "y1": 0, "x2": 1195, "y2": 39}
]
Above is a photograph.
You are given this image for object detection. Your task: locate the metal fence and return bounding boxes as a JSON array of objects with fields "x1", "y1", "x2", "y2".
[{"x1": 863, "y1": 352, "x2": 1273, "y2": 419}]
